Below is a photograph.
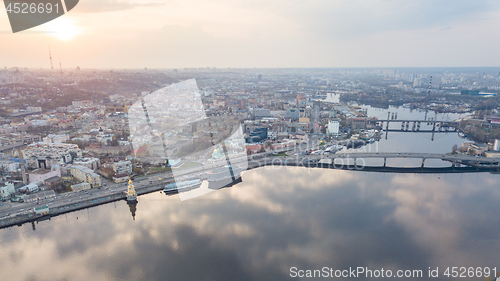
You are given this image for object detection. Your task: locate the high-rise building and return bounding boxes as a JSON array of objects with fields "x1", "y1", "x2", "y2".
[
  {"x1": 327, "y1": 120, "x2": 340, "y2": 136},
  {"x1": 413, "y1": 78, "x2": 421, "y2": 88}
]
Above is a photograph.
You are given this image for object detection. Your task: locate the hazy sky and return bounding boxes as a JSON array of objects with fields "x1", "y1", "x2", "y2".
[{"x1": 1, "y1": 0, "x2": 500, "y2": 69}]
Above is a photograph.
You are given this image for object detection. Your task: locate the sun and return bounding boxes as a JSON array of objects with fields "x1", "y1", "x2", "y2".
[{"x1": 45, "y1": 17, "x2": 82, "y2": 41}]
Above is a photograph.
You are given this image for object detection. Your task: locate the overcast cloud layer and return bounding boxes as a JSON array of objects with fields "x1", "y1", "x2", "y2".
[{"x1": 0, "y1": 0, "x2": 499, "y2": 68}]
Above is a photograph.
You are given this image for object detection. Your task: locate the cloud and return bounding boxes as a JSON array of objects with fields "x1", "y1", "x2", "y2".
[
  {"x1": 74, "y1": 0, "x2": 163, "y2": 13},
  {"x1": 241, "y1": 0, "x2": 500, "y2": 41}
]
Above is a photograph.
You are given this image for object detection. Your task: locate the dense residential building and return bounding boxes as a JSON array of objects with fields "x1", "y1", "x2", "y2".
[
  {"x1": 254, "y1": 108, "x2": 271, "y2": 119},
  {"x1": 23, "y1": 142, "x2": 82, "y2": 169},
  {"x1": 113, "y1": 160, "x2": 132, "y2": 175},
  {"x1": 73, "y1": 158, "x2": 100, "y2": 170}
]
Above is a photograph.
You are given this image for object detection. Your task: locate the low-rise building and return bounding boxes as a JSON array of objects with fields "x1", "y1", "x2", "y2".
[
  {"x1": 34, "y1": 206, "x2": 49, "y2": 215},
  {"x1": 87, "y1": 173, "x2": 101, "y2": 188},
  {"x1": 20, "y1": 181, "x2": 42, "y2": 193},
  {"x1": 461, "y1": 141, "x2": 475, "y2": 152},
  {"x1": 0, "y1": 160, "x2": 19, "y2": 173},
  {"x1": 70, "y1": 165, "x2": 102, "y2": 188},
  {"x1": 44, "y1": 176, "x2": 63, "y2": 191},
  {"x1": 485, "y1": 151, "x2": 500, "y2": 158},
  {"x1": 168, "y1": 158, "x2": 182, "y2": 167},
  {"x1": 29, "y1": 168, "x2": 61, "y2": 183},
  {"x1": 98, "y1": 167, "x2": 115, "y2": 179},
  {"x1": 0, "y1": 182, "x2": 15, "y2": 199},
  {"x1": 72, "y1": 182, "x2": 91, "y2": 192},
  {"x1": 113, "y1": 173, "x2": 129, "y2": 183},
  {"x1": 468, "y1": 143, "x2": 489, "y2": 156},
  {"x1": 24, "y1": 190, "x2": 55, "y2": 202}
]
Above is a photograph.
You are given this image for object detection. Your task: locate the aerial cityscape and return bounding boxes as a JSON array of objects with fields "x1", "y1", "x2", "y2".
[{"x1": 1, "y1": 1, "x2": 500, "y2": 280}]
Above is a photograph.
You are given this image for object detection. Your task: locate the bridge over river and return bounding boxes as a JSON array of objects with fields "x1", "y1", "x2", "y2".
[{"x1": 248, "y1": 152, "x2": 500, "y2": 171}]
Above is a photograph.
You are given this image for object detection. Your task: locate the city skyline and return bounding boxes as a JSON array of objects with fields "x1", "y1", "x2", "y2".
[{"x1": 1, "y1": 0, "x2": 500, "y2": 69}]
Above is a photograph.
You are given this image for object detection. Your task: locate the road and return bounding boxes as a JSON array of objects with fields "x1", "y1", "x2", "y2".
[
  {"x1": 0, "y1": 137, "x2": 328, "y2": 221},
  {"x1": 0, "y1": 152, "x2": 256, "y2": 220}
]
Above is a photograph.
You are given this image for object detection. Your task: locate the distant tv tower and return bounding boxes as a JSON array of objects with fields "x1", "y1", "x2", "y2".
[
  {"x1": 427, "y1": 75, "x2": 432, "y2": 97},
  {"x1": 59, "y1": 60, "x2": 62, "y2": 75},
  {"x1": 48, "y1": 45, "x2": 53, "y2": 71}
]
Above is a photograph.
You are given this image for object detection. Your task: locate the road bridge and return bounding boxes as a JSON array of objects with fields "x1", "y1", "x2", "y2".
[
  {"x1": 294, "y1": 152, "x2": 500, "y2": 168},
  {"x1": 383, "y1": 129, "x2": 457, "y2": 133},
  {"x1": 376, "y1": 119, "x2": 459, "y2": 124},
  {"x1": 247, "y1": 161, "x2": 499, "y2": 174},
  {"x1": 374, "y1": 119, "x2": 461, "y2": 140}
]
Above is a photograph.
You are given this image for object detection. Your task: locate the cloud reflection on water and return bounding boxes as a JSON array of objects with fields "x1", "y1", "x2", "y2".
[{"x1": 0, "y1": 168, "x2": 499, "y2": 280}]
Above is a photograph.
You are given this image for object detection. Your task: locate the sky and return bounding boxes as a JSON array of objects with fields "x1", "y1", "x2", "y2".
[{"x1": 1, "y1": 0, "x2": 500, "y2": 69}]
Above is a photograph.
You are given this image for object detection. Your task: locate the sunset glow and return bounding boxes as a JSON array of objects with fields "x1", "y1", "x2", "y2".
[{"x1": 45, "y1": 17, "x2": 81, "y2": 41}]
